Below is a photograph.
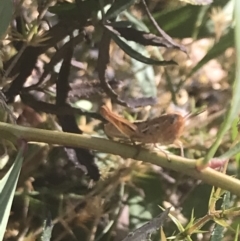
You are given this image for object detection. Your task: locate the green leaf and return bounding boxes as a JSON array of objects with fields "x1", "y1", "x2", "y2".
[
  {"x1": 105, "y1": 0, "x2": 136, "y2": 20},
  {"x1": 123, "y1": 11, "x2": 149, "y2": 32},
  {"x1": 234, "y1": 225, "x2": 239, "y2": 241},
  {"x1": 0, "y1": 0, "x2": 13, "y2": 40},
  {"x1": 185, "y1": 209, "x2": 196, "y2": 229},
  {"x1": 202, "y1": 0, "x2": 240, "y2": 165},
  {"x1": 147, "y1": 1, "x2": 230, "y2": 39},
  {"x1": 130, "y1": 43, "x2": 157, "y2": 97},
  {"x1": 0, "y1": 91, "x2": 16, "y2": 124},
  {"x1": 105, "y1": 26, "x2": 177, "y2": 66},
  {"x1": 230, "y1": 118, "x2": 240, "y2": 162},
  {"x1": 213, "y1": 217, "x2": 229, "y2": 228},
  {"x1": 210, "y1": 193, "x2": 231, "y2": 241},
  {"x1": 217, "y1": 142, "x2": 240, "y2": 160},
  {"x1": 104, "y1": 24, "x2": 187, "y2": 53},
  {"x1": 189, "y1": 28, "x2": 234, "y2": 77},
  {"x1": 231, "y1": 117, "x2": 239, "y2": 141},
  {"x1": 107, "y1": 21, "x2": 133, "y2": 28},
  {"x1": 148, "y1": 5, "x2": 201, "y2": 38},
  {"x1": 158, "y1": 206, "x2": 185, "y2": 233},
  {"x1": 0, "y1": 147, "x2": 24, "y2": 241}
]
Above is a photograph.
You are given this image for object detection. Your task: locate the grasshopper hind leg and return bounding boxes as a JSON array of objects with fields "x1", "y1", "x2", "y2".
[
  {"x1": 174, "y1": 140, "x2": 184, "y2": 157},
  {"x1": 152, "y1": 143, "x2": 170, "y2": 161}
]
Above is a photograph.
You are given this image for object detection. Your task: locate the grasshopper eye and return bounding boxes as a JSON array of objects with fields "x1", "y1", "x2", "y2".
[
  {"x1": 168, "y1": 114, "x2": 180, "y2": 124},
  {"x1": 169, "y1": 114, "x2": 181, "y2": 125}
]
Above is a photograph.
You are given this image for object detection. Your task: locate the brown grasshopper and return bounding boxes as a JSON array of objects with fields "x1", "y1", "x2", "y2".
[{"x1": 100, "y1": 105, "x2": 185, "y2": 157}]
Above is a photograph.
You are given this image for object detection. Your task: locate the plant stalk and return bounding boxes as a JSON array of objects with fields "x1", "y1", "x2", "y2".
[{"x1": 0, "y1": 121, "x2": 240, "y2": 197}]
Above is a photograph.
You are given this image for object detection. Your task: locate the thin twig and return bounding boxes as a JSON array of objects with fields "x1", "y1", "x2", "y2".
[
  {"x1": 141, "y1": 0, "x2": 187, "y2": 53},
  {"x1": 141, "y1": 0, "x2": 173, "y2": 43},
  {"x1": 3, "y1": 44, "x2": 27, "y2": 80}
]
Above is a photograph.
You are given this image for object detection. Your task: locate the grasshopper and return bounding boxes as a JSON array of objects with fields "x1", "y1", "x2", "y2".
[{"x1": 100, "y1": 105, "x2": 185, "y2": 157}]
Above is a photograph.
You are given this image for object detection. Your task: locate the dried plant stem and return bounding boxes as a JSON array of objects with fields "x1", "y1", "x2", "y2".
[
  {"x1": 184, "y1": 207, "x2": 240, "y2": 237},
  {"x1": 0, "y1": 122, "x2": 240, "y2": 197},
  {"x1": 3, "y1": 44, "x2": 27, "y2": 79},
  {"x1": 141, "y1": 0, "x2": 173, "y2": 43}
]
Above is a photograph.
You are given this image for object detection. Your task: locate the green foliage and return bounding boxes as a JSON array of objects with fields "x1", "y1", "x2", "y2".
[
  {"x1": 105, "y1": 25, "x2": 177, "y2": 66},
  {"x1": 0, "y1": 147, "x2": 24, "y2": 241},
  {"x1": 202, "y1": 0, "x2": 240, "y2": 165},
  {"x1": 0, "y1": 0, "x2": 13, "y2": 40},
  {"x1": 0, "y1": 0, "x2": 239, "y2": 240},
  {"x1": 105, "y1": 0, "x2": 137, "y2": 19},
  {"x1": 189, "y1": 28, "x2": 234, "y2": 77}
]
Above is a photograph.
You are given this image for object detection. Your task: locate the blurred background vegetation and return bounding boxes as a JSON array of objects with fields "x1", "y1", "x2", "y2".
[{"x1": 0, "y1": 0, "x2": 239, "y2": 240}]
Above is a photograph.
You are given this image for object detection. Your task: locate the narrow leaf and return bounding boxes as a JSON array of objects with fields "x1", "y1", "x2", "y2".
[
  {"x1": 213, "y1": 217, "x2": 229, "y2": 228},
  {"x1": 0, "y1": 0, "x2": 13, "y2": 39},
  {"x1": 159, "y1": 206, "x2": 185, "y2": 232},
  {"x1": 189, "y1": 28, "x2": 234, "y2": 77},
  {"x1": 0, "y1": 147, "x2": 24, "y2": 240},
  {"x1": 202, "y1": 6, "x2": 240, "y2": 165},
  {"x1": 105, "y1": 26, "x2": 177, "y2": 66},
  {"x1": 234, "y1": 225, "x2": 239, "y2": 241},
  {"x1": 217, "y1": 142, "x2": 240, "y2": 160},
  {"x1": 105, "y1": 0, "x2": 136, "y2": 20},
  {"x1": 105, "y1": 23, "x2": 187, "y2": 53}
]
